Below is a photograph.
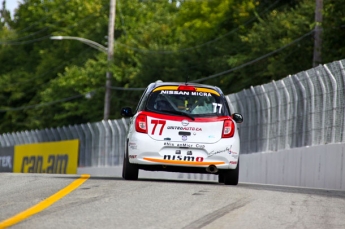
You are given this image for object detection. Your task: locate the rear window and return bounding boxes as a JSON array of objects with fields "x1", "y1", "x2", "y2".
[{"x1": 145, "y1": 86, "x2": 230, "y2": 117}]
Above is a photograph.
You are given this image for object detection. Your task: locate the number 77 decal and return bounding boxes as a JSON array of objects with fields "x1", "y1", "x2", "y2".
[
  {"x1": 151, "y1": 120, "x2": 166, "y2": 135},
  {"x1": 212, "y1": 103, "x2": 223, "y2": 113}
]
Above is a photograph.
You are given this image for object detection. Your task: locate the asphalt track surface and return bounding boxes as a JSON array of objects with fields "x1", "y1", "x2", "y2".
[{"x1": 1, "y1": 173, "x2": 345, "y2": 229}]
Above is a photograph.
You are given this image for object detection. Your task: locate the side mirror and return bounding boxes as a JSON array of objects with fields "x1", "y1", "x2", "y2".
[
  {"x1": 232, "y1": 113, "x2": 243, "y2": 123},
  {"x1": 121, "y1": 107, "x2": 133, "y2": 117}
]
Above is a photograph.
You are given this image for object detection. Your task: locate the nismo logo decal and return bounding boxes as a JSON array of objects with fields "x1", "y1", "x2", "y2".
[{"x1": 164, "y1": 155, "x2": 204, "y2": 162}]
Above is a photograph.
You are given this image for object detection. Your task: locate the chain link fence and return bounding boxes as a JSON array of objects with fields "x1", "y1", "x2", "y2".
[
  {"x1": 227, "y1": 59, "x2": 345, "y2": 153},
  {"x1": 1, "y1": 59, "x2": 344, "y2": 166}
]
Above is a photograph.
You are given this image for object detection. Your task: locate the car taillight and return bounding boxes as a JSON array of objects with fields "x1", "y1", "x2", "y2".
[
  {"x1": 177, "y1": 85, "x2": 196, "y2": 91},
  {"x1": 135, "y1": 114, "x2": 147, "y2": 133},
  {"x1": 222, "y1": 119, "x2": 235, "y2": 138}
]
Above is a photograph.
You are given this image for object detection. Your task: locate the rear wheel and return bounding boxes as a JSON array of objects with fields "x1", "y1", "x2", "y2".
[
  {"x1": 122, "y1": 146, "x2": 139, "y2": 180},
  {"x1": 223, "y1": 161, "x2": 239, "y2": 185}
]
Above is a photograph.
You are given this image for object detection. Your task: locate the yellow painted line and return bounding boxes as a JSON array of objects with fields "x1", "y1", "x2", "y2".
[
  {"x1": 0, "y1": 174, "x2": 90, "y2": 229},
  {"x1": 144, "y1": 157, "x2": 225, "y2": 165}
]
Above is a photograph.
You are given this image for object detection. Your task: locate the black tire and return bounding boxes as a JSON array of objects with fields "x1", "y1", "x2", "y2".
[
  {"x1": 218, "y1": 174, "x2": 224, "y2": 183},
  {"x1": 122, "y1": 145, "x2": 139, "y2": 180},
  {"x1": 223, "y1": 160, "x2": 239, "y2": 185}
]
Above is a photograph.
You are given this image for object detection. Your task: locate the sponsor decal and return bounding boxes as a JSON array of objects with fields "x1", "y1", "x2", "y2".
[
  {"x1": 186, "y1": 151, "x2": 192, "y2": 155},
  {"x1": 167, "y1": 126, "x2": 202, "y2": 131},
  {"x1": 153, "y1": 86, "x2": 220, "y2": 96},
  {"x1": 163, "y1": 155, "x2": 204, "y2": 162},
  {"x1": 177, "y1": 143, "x2": 193, "y2": 148},
  {"x1": 13, "y1": 140, "x2": 79, "y2": 174},
  {"x1": 164, "y1": 142, "x2": 175, "y2": 146},
  {"x1": 164, "y1": 142, "x2": 205, "y2": 148},
  {"x1": 164, "y1": 138, "x2": 171, "y2": 141},
  {"x1": 208, "y1": 147, "x2": 230, "y2": 157},
  {"x1": 129, "y1": 155, "x2": 137, "y2": 159},
  {"x1": 0, "y1": 146, "x2": 14, "y2": 172},
  {"x1": 129, "y1": 142, "x2": 137, "y2": 149},
  {"x1": 192, "y1": 92, "x2": 212, "y2": 97},
  {"x1": 195, "y1": 144, "x2": 205, "y2": 148},
  {"x1": 228, "y1": 146, "x2": 238, "y2": 155},
  {"x1": 0, "y1": 156, "x2": 12, "y2": 169},
  {"x1": 182, "y1": 136, "x2": 187, "y2": 141},
  {"x1": 20, "y1": 155, "x2": 69, "y2": 174},
  {"x1": 160, "y1": 91, "x2": 189, "y2": 95},
  {"x1": 160, "y1": 91, "x2": 212, "y2": 97},
  {"x1": 230, "y1": 161, "x2": 237, "y2": 165}
]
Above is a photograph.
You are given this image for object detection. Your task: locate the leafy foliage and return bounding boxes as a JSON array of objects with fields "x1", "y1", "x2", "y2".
[{"x1": 0, "y1": 0, "x2": 344, "y2": 133}]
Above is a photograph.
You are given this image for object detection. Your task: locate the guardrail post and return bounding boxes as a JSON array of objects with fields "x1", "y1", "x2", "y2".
[
  {"x1": 114, "y1": 120, "x2": 123, "y2": 164},
  {"x1": 339, "y1": 61, "x2": 345, "y2": 142},
  {"x1": 272, "y1": 81, "x2": 281, "y2": 151},
  {"x1": 305, "y1": 71, "x2": 315, "y2": 146},
  {"x1": 108, "y1": 120, "x2": 118, "y2": 166},
  {"x1": 293, "y1": 74, "x2": 307, "y2": 147},
  {"x1": 324, "y1": 65, "x2": 337, "y2": 143},
  {"x1": 87, "y1": 123, "x2": 96, "y2": 166},
  {"x1": 288, "y1": 75, "x2": 299, "y2": 148},
  {"x1": 250, "y1": 86, "x2": 261, "y2": 152},
  {"x1": 261, "y1": 85, "x2": 271, "y2": 152},
  {"x1": 243, "y1": 89, "x2": 253, "y2": 153},
  {"x1": 281, "y1": 79, "x2": 291, "y2": 149},
  {"x1": 315, "y1": 70, "x2": 326, "y2": 144}
]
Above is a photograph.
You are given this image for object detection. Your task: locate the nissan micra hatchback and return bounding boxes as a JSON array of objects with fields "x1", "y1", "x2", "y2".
[{"x1": 121, "y1": 81, "x2": 243, "y2": 185}]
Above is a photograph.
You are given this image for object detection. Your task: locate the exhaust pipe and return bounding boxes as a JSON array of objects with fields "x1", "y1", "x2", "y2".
[{"x1": 206, "y1": 165, "x2": 218, "y2": 174}]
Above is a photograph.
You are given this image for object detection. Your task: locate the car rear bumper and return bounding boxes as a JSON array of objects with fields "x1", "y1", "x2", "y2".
[{"x1": 128, "y1": 133, "x2": 240, "y2": 170}]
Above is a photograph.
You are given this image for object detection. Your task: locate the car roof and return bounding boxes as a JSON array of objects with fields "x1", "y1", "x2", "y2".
[{"x1": 148, "y1": 81, "x2": 224, "y2": 95}]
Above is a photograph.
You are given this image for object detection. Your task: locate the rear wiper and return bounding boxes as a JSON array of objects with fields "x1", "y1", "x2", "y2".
[{"x1": 159, "y1": 110, "x2": 195, "y2": 120}]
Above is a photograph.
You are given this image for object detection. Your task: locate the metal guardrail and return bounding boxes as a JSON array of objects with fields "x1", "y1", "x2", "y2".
[{"x1": 1, "y1": 59, "x2": 344, "y2": 166}]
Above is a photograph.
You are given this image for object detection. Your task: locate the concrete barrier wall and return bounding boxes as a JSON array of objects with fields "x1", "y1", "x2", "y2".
[
  {"x1": 240, "y1": 143, "x2": 345, "y2": 190},
  {"x1": 78, "y1": 143, "x2": 345, "y2": 190}
]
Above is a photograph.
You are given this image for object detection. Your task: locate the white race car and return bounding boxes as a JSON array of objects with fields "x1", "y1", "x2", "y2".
[{"x1": 121, "y1": 82, "x2": 243, "y2": 185}]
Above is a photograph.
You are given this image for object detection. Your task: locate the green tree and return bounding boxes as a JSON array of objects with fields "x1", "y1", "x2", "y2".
[
  {"x1": 322, "y1": 0, "x2": 345, "y2": 62},
  {"x1": 0, "y1": 0, "x2": 110, "y2": 131},
  {"x1": 33, "y1": 0, "x2": 182, "y2": 126},
  {"x1": 1, "y1": 0, "x2": 345, "y2": 133},
  {"x1": 220, "y1": 0, "x2": 315, "y2": 93}
]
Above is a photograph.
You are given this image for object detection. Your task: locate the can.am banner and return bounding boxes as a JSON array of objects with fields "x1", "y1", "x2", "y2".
[{"x1": 13, "y1": 140, "x2": 79, "y2": 174}]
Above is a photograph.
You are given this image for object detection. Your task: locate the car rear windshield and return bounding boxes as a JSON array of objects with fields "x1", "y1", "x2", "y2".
[{"x1": 145, "y1": 86, "x2": 230, "y2": 117}]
